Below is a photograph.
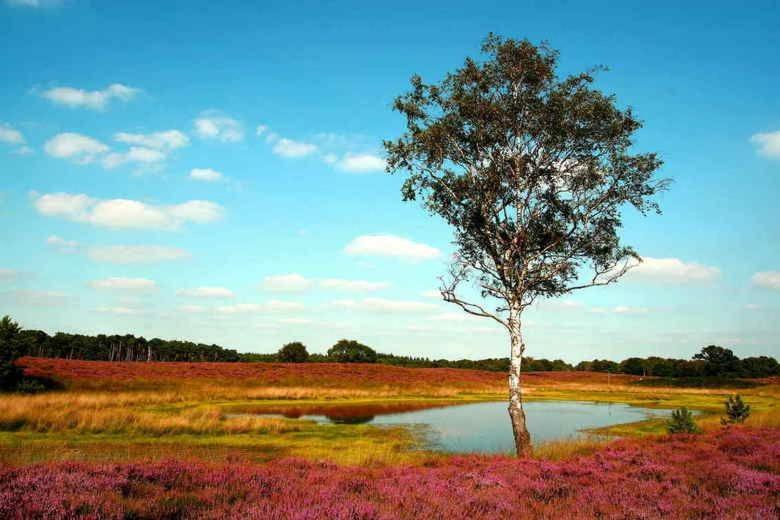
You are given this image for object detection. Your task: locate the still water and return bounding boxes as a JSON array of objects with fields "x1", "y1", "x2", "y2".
[{"x1": 252, "y1": 400, "x2": 671, "y2": 454}]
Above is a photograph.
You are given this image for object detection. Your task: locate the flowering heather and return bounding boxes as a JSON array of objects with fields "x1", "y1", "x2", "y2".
[
  {"x1": 1, "y1": 428, "x2": 778, "y2": 519},
  {"x1": 18, "y1": 357, "x2": 507, "y2": 393}
]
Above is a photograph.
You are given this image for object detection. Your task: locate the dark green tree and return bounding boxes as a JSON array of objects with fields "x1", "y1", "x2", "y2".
[
  {"x1": 722, "y1": 394, "x2": 751, "y2": 424},
  {"x1": 693, "y1": 345, "x2": 740, "y2": 376},
  {"x1": 667, "y1": 407, "x2": 700, "y2": 434},
  {"x1": 385, "y1": 34, "x2": 667, "y2": 455},
  {"x1": 278, "y1": 342, "x2": 309, "y2": 363},
  {"x1": 327, "y1": 339, "x2": 377, "y2": 363},
  {"x1": 0, "y1": 315, "x2": 24, "y2": 391}
]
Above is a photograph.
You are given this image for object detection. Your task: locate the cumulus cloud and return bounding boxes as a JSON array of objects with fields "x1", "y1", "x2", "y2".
[
  {"x1": 96, "y1": 306, "x2": 144, "y2": 315},
  {"x1": 89, "y1": 277, "x2": 157, "y2": 291},
  {"x1": 319, "y1": 278, "x2": 389, "y2": 292},
  {"x1": 6, "y1": 0, "x2": 60, "y2": 6},
  {"x1": 114, "y1": 130, "x2": 189, "y2": 150},
  {"x1": 335, "y1": 153, "x2": 386, "y2": 173},
  {"x1": 189, "y1": 168, "x2": 223, "y2": 182},
  {"x1": 262, "y1": 273, "x2": 313, "y2": 292},
  {"x1": 0, "y1": 123, "x2": 27, "y2": 154},
  {"x1": 177, "y1": 286, "x2": 235, "y2": 299},
  {"x1": 332, "y1": 297, "x2": 438, "y2": 313},
  {"x1": 101, "y1": 146, "x2": 166, "y2": 169},
  {"x1": 177, "y1": 304, "x2": 208, "y2": 313},
  {"x1": 41, "y1": 83, "x2": 139, "y2": 110},
  {"x1": 194, "y1": 113, "x2": 243, "y2": 142},
  {"x1": 31, "y1": 192, "x2": 224, "y2": 231},
  {"x1": 46, "y1": 235, "x2": 79, "y2": 253},
  {"x1": 0, "y1": 269, "x2": 19, "y2": 281},
  {"x1": 4, "y1": 289, "x2": 67, "y2": 306},
  {"x1": 216, "y1": 300, "x2": 304, "y2": 314},
  {"x1": 621, "y1": 257, "x2": 720, "y2": 284},
  {"x1": 750, "y1": 131, "x2": 780, "y2": 159},
  {"x1": 88, "y1": 245, "x2": 190, "y2": 264},
  {"x1": 344, "y1": 234, "x2": 441, "y2": 261},
  {"x1": 44, "y1": 133, "x2": 109, "y2": 164},
  {"x1": 752, "y1": 271, "x2": 780, "y2": 290},
  {"x1": 272, "y1": 138, "x2": 318, "y2": 158}
]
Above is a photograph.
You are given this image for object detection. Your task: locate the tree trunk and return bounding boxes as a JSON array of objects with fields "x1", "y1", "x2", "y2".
[{"x1": 508, "y1": 306, "x2": 531, "y2": 456}]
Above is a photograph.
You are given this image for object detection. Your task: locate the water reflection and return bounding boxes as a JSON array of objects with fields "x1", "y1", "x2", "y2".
[{"x1": 235, "y1": 400, "x2": 672, "y2": 454}]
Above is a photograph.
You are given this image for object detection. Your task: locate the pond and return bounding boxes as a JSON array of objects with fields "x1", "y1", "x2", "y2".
[{"x1": 238, "y1": 400, "x2": 672, "y2": 454}]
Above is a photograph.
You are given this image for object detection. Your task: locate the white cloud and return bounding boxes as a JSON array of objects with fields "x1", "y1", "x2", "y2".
[
  {"x1": 114, "y1": 130, "x2": 189, "y2": 150},
  {"x1": 32, "y1": 192, "x2": 223, "y2": 231},
  {"x1": 189, "y1": 168, "x2": 223, "y2": 182},
  {"x1": 344, "y1": 234, "x2": 441, "y2": 261},
  {"x1": 177, "y1": 286, "x2": 235, "y2": 299},
  {"x1": 262, "y1": 273, "x2": 313, "y2": 292},
  {"x1": 266, "y1": 300, "x2": 306, "y2": 312},
  {"x1": 41, "y1": 84, "x2": 139, "y2": 110},
  {"x1": 0, "y1": 123, "x2": 25, "y2": 147},
  {"x1": 88, "y1": 245, "x2": 190, "y2": 264},
  {"x1": 101, "y1": 146, "x2": 166, "y2": 169},
  {"x1": 0, "y1": 269, "x2": 19, "y2": 281},
  {"x1": 90, "y1": 277, "x2": 157, "y2": 291},
  {"x1": 421, "y1": 290, "x2": 442, "y2": 299},
  {"x1": 216, "y1": 300, "x2": 304, "y2": 314},
  {"x1": 336, "y1": 153, "x2": 386, "y2": 173},
  {"x1": 255, "y1": 125, "x2": 269, "y2": 136},
  {"x1": 46, "y1": 235, "x2": 79, "y2": 253},
  {"x1": 5, "y1": 289, "x2": 67, "y2": 306},
  {"x1": 272, "y1": 138, "x2": 317, "y2": 158},
  {"x1": 332, "y1": 297, "x2": 438, "y2": 313},
  {"x1": 612, "y1": 305, "x2": 650, "y2": 314},
  {"x1": 44, "y1": 133, "x2": 109, "y2": 164},
  {"x1": 194, "y1": 113, "x2": 243, "y2": 142},
  {"x1": 177, "y1": 304, "x2": 208, "y2": 313},
  {"x1": 750, "y1": 131, "x2": 780, "y2": 159},
  {"x1": 319, "y1": 278, "x2": 389, "y2": 292},
  {"x1": 96, "y1": 306, "x2": 143, "y2": 315},
  {"x1": 622, "y1": 257, "x2": 720, "y2": 284},
  {"x1": 752, "y1": 271, "x2": 780, "y2": 290}
]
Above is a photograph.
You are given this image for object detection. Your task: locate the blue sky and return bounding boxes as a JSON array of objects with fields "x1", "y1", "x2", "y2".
[{"x1": 1, "y1": 0, "x2": 778, "y2": 362}]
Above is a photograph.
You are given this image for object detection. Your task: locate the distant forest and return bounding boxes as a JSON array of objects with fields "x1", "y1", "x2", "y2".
[{"x1": 6, "y1": 320, "x2": 780, "y2": 378}]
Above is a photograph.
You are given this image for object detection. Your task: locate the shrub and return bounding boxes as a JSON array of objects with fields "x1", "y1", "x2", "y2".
[
  {"x1": 667, "y1": 407, "x2": 700, "y2": 434},
  {"x1": 722, "y1": 394, "x2": 751, "y2": 424},
  {"x1": 277, "y1": 342, "x2": 309, "y2": 363},
  {"x1": 327, "y1": 340, "x2": 377, "y2": 363}
]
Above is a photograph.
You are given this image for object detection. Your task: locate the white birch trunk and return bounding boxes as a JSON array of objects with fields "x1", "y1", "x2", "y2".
[{"x1": 507, "y1": 304, "x2": 531, "y2": 456}]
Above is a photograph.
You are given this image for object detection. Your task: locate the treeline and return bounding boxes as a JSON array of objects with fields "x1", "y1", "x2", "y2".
[
  {"x1": 3, "y1": 316, "x2": 778, "y2": 379},
  {"x1": 575, "y1": 346, "x2": 780, "y2": 378},
  {"x1": 12, "y1": 329, "x2": 241, "y2": 362}
]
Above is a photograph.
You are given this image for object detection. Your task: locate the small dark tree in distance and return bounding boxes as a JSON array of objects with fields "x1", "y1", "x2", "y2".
[
  {"x1": 722, "y1": 394, "x2": 751, "y2": 424},
  {"x1": 667, "y1": 407, "x2": 700, "y2": 434},
  {"x1": 328, "y1": 340, "x2": 377, "y2": 363},
  {"x1": 277, "y1": 342, "x2": 309, "y2": 363},
  {"x1": 385, "y1": 34, "x2": 667, "y2": 455},
  {"x1": 0, "y1": 316, "x2": 23, "y2": 391}
]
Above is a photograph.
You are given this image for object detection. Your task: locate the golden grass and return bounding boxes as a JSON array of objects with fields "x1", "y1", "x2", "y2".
[{"x1": 2, "y1": 360, "x2": 778, "y2": 467}]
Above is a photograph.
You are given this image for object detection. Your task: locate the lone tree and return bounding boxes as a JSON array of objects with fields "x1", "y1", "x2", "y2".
[
  {"x1": 328, "y1": 339, "x2": 377, "y2": 363},
  {"x1": 278, "y1": 342, "x2": 309, "y2": 363},
  {"x1": 385, "y1": 35, "x2": 667, "y2": 456}
]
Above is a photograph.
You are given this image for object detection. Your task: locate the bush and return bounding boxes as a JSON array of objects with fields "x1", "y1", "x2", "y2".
[
  {"x1": 667, "y1": 407, "x2": 700, "y2": 434},
  {"x1": 327, "y1": 340, "x2": 377, "y2": 363},
  {"x1": 14, "y1": 378, "x2": 48, "y2": 394},
  {"x1": 722, "y1": 394, "x2": 751, "y2": 424},
  {"x1": 277, "y1": 342, "x2": 309, "y2": 363}
]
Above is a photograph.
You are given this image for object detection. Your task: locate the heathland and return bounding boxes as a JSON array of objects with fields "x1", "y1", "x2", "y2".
[{"x1": 1, "y1": 357, "x2": 778, "y2": 518}]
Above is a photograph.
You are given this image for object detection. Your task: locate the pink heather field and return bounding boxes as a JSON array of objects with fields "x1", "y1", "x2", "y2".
[{"x1": 2, "y1": 428, "x2": 779, "y2": 519}]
